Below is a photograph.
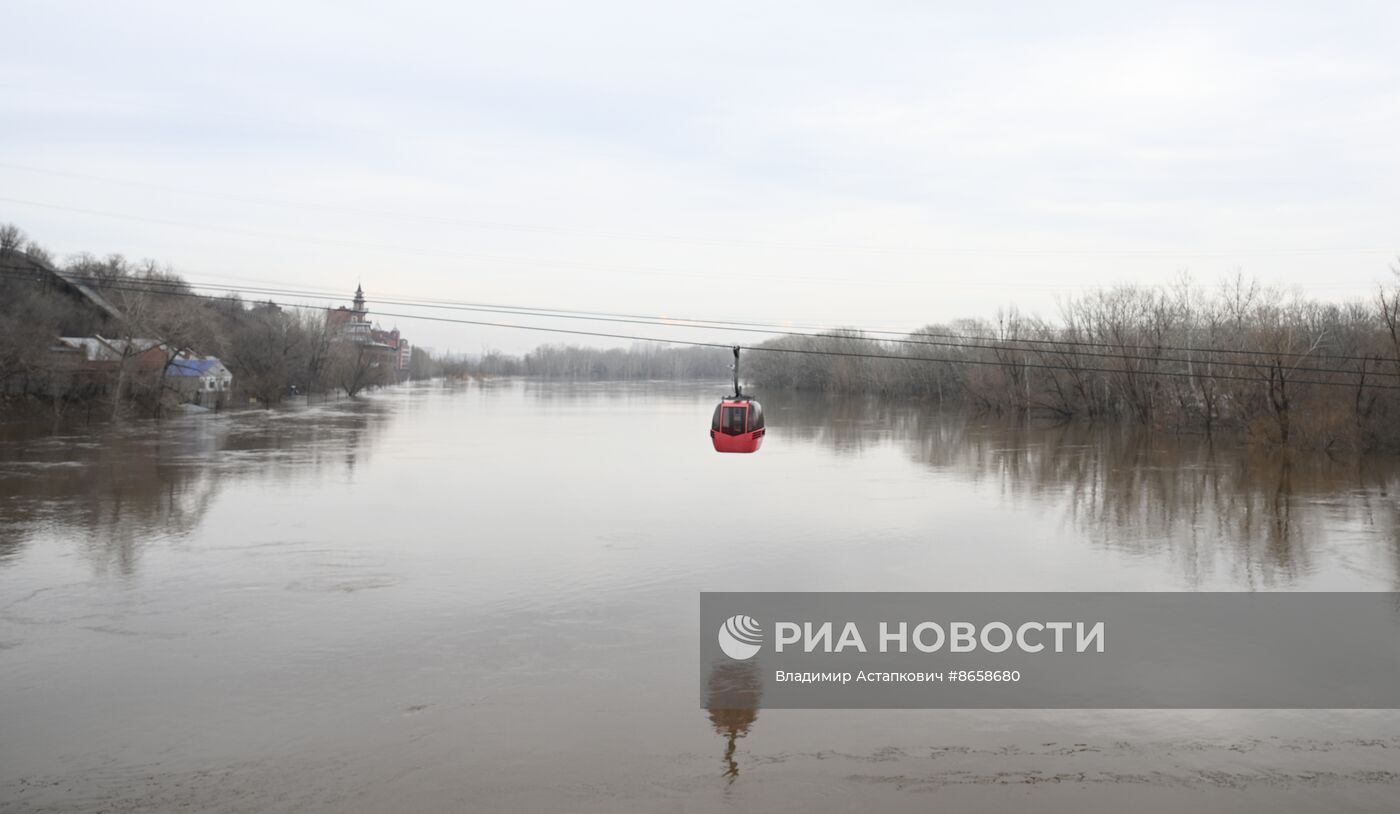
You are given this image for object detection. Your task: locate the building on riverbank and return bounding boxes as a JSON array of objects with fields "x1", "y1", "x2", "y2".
[
  {"x1": 327, "y1": 285, "x2": 411, "y2": 381},
  {"x1": 166, "y1": 356, "x2": 233, "y2": 406},
  {"x1": 37, "y1": 337, "x2": 233, "y2": 408}
]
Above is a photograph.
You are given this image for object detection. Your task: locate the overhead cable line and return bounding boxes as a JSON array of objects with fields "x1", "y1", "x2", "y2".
[
  {"x1": 3, "y1": 163, "x2": 1396, "y2": 258},
  {"x1": 6, "y1": 263, "x2": 1399, "y2": 374},
  {"x1": 2, "y1": 196, "x2": 1397, "y2": 296},
  {"x1": 3, "y1": 265, "x2": 1398, "y2": 391},
  {"x1": 30, "y1": 266, "x2": 1400, "y2": 364}
]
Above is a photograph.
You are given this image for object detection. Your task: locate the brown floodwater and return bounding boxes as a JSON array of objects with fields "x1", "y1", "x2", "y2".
[{"x1": 2, "y1": 380, "x2": 1399, "y2": 812}]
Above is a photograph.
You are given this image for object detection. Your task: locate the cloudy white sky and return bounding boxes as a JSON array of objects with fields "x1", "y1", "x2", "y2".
[{"x1": 3, "y1": 1, "x2": 1397, "y2": 353}]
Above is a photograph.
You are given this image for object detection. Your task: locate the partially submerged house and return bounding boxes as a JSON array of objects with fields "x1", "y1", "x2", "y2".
[
  {"x1": 166, "y1": 356, "x2": 233, "y2": 405},
  {"x1": 41, "y1": 338, "x2": 234, "y2": 408},
  {"x1": 3, "y1": 249, "x2": 236, "y2": 409}
]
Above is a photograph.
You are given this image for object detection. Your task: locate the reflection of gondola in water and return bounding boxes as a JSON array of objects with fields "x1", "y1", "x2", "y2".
[{"x1": 704, "y1": 660, "x2": 763, "y2": 783}]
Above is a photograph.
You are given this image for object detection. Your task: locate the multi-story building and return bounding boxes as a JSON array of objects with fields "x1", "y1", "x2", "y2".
[{"x1": 327, "y1": 286, "x2": 411, "y2": 377}]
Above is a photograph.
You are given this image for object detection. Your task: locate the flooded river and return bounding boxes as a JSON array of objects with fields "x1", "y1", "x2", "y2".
[{"x1": 2, "y1": 380, "x2": 1399, "y2": 812}]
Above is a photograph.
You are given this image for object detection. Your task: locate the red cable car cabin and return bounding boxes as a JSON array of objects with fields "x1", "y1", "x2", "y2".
[{"x1": 711, "y1": 396, "x2": 764, "y2": 453}]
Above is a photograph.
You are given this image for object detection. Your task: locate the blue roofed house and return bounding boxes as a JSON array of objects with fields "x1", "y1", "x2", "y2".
[{"x1": 167, "y1": 356, "x2": 233, "y2": 406}]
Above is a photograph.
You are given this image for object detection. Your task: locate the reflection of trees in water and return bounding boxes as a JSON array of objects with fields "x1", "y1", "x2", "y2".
[
  {"x1": 519, "y1": 378, "x2": 716, "y2": 405},
  {"x1": 758, "y1": 389, "x2": 912, "y2": 455},
  {"x1": 0, "y1": 401, "x2": 386, "y2": 574},
  {"x1": 772, "y1": 393, "x2": 1400, "y2": 588},
  {"x1": 939, "y1": 424, "x2": 1397, "y2": 587},
  {"x1": 704, "y1": 660, "x2": 763, "y2": 784}
]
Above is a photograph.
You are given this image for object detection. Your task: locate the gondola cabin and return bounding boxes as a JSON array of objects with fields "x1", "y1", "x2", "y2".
[{"x1": 711, "y1": 396, "x2": 764, "y2": 453}]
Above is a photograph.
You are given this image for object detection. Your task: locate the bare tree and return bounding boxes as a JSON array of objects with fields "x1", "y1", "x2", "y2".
[
  {"x1": 0, "y1": 223, "x2": 26, "y2": 252},
  {"x1": 330, "y1": 341, "x2": 388, "y2": 397}
]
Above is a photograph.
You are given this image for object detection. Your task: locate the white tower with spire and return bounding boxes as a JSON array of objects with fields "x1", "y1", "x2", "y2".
[{"x1": 345, "y1": 285, "x2": 371, "y2": 339}]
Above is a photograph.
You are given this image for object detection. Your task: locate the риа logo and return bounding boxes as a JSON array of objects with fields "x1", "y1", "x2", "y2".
[{"x1": 718, "y1": 615, "x2": 763, "y2": 660}]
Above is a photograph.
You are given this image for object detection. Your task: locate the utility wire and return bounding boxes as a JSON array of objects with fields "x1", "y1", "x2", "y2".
[
  {"x1": 5, "y1": 263, "x2": 1399, "y2": 374},
  {"x1": 3, "y1": 264, "x2": 1398, "y2": 391},
  {"x1": 24, "y1": 264, "x2": 1400, "y2": 364},
  {"x1": 4, "y1": 162, "x2": 1396, "y2": 258},
  {"x1": 0, "y1": 197, "x2": 1249, "y2": 293},
  {"x1": 3, "y1": 196, "x2": 1397, "y2": 296}
]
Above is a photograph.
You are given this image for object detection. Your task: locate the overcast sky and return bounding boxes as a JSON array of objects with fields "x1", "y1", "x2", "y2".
[{"x1": 3, "y1": 1, "x2": 1398, "y2": 353}]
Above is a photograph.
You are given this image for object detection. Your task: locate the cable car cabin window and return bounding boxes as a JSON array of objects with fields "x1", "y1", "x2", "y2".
[
  {"x1": 721, "y1": 405, "x2": 747, "y2": 435},
  {"x1": 711, "y1": 404, "x2": 722, "y2": 432},
  {"x1": 748, "y1": 402, "x2": 764, "y2": 430}
]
